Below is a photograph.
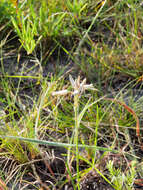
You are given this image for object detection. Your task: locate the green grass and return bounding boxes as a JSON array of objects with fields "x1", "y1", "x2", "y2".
[{"x1": 0, "y1": 0, "x2": 143, "y2": 189}]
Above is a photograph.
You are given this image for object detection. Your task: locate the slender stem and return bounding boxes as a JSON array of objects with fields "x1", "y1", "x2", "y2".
[{"x1": 74, "y1": 94, "x2": 80, "y2": 189}]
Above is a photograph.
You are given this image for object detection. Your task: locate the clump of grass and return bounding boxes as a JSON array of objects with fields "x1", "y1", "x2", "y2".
[
  {"x1": 0, "y1": 0, "x2": 143, "y2": 189},
  {"x1": 76, "y1": 1, "x2": 143, "y2": 82},
  {"x1": 107, "y1": 160, "x2": 136, "y2": 190},
  {"x1": 2, "y1": 0, "x2": 89, "y2": 54}
]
